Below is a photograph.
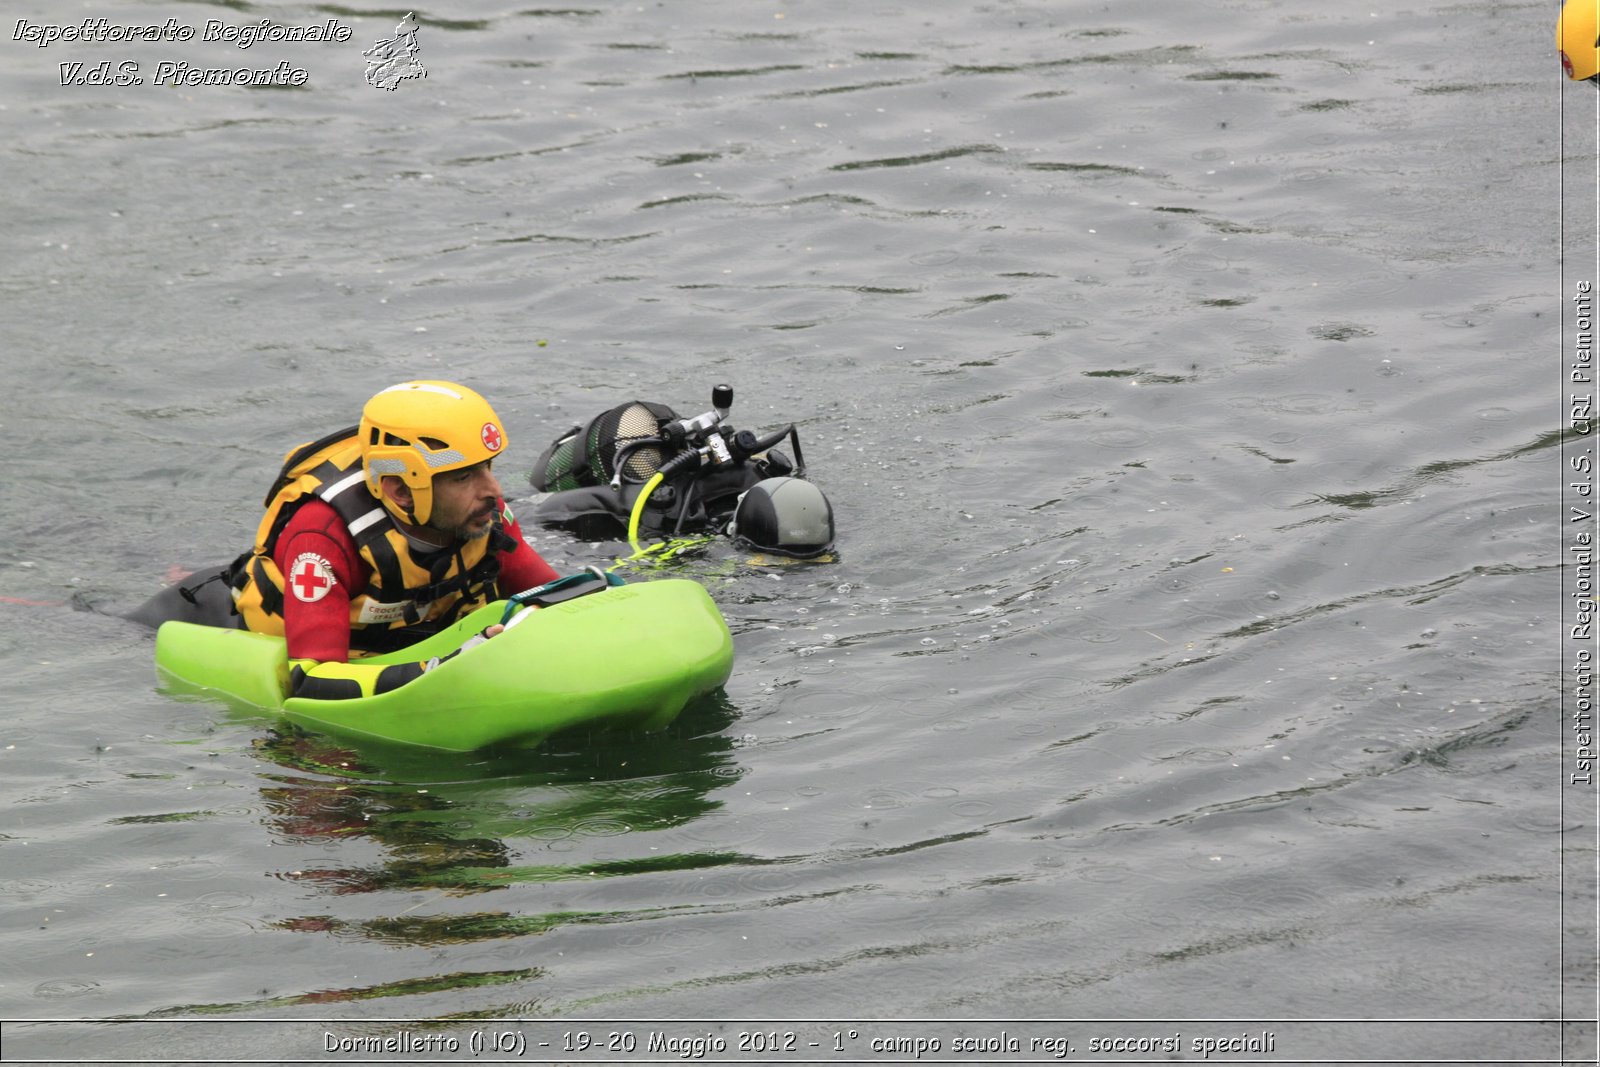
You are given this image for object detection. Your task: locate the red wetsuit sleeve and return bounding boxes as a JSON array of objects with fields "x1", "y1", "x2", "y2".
[
  {"x1": 497, "y1": 503, "x2": 561, "y2": 594},
  {"x1": 274, "y1": 499, "x2": 368, "y2": 664}
]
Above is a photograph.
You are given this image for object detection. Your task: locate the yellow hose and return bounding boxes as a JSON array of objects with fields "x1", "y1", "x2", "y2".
[
  {"x1": 627, "y1": 472, "x2": 665, "y2": 557},
  {"x1": 614, "y1": 471, "x2": 715, "y2": 570}
]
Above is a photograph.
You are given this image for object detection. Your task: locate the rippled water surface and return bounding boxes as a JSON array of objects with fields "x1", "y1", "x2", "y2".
[{"x1": 1, "y1": 0, "x2": 1594, "y2": 1062}]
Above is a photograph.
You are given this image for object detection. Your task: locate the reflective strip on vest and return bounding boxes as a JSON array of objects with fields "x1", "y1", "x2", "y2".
[
  {"x1": 347, "y1": 507, "x2": 388, "y2": 537},
  {"x1": 319, "y1": 470, "x2": 368, "y2": 503}
]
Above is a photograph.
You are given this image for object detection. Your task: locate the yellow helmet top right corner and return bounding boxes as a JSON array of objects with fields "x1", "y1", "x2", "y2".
[{"x1": 1560, "y1": 0, "x2": 1600, "y2": 80}]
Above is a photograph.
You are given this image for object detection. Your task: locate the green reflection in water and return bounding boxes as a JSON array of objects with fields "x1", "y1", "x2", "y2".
[
  {"x1": 245, "y1": 694, "x2": 746, "y2": 903},
  {"x1": 141, "y1": 967, "x2": 542, "y2": 1017}
]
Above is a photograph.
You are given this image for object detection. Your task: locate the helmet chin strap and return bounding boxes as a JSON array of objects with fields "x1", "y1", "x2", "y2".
[{"x1": 378, "y1": 476, "x2": 428, "y2": 528}]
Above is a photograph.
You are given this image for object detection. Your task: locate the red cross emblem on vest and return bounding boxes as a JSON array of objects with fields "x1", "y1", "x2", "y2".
[
  {"x1": 289, "y1": 553, "x2": 336, "y2": 603},
  {"x1": 481, "y1": 421, "x2": 503, "y2": 452}
]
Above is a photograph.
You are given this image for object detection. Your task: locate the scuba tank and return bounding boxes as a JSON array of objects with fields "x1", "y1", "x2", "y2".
[{"x1": 526, "y1": 385, "x2": 834, "y2": 557}]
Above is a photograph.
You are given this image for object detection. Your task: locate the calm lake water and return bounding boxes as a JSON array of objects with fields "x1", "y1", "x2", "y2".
[{"x1": 1, "y1": 0, "x2": 1594, "y2": 1063}]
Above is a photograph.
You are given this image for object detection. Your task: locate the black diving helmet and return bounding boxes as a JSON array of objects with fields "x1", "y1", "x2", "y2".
[{"x1": 726, "y1": 477, "x2": 835, "y2": 558}]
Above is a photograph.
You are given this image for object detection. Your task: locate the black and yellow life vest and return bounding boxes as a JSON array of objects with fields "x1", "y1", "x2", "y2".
[{"x1": 230, "y1": 426, "x2": 516, "y2": 655}]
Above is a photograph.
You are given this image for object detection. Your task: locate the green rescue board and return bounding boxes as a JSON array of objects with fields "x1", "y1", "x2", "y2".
[{"x1": 154, "y1": 579, "x2": 734, "y2": 752}]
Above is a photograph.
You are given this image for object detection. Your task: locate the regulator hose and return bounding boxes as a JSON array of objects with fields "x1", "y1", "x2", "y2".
[{"x1": 627, "y1": 471, "x2": 667, "y2": 556}]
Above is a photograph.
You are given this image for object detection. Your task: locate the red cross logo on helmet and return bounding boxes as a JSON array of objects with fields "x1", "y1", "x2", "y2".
[{"x1": 481, "y1": 422, "x2": 503, "y2": 452}]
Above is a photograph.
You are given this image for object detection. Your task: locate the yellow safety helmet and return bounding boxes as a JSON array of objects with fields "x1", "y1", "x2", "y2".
[
  {"x1": 359, "y1": 380, "x2": 506, "y2": 525},
  {"x1": 1559, "y1": 0, "x2": 1600, "y2": 81}
]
